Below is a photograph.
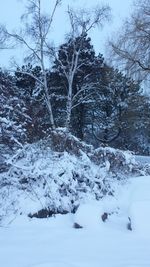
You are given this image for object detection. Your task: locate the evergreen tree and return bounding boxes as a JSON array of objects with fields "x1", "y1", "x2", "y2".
[
  {"x1": 85, "y1": 66, "x2": 142, "y2": 146},
  {"x1": 0, "y1": 70, "x2": 29, "y2": 154},
  {"x1": 53, "y1": 35, "x2": 104, "y2": 139},
  {"x1": 15, "y1": 64, "x2": 52, "y2": 142}
]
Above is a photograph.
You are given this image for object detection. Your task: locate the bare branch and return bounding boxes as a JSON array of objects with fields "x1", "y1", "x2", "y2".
[
  {"x1": 4, "y1": 0, "x2": 62, "y2": 130},
  {"x1": 55, "y1": 4, "x2": 111, "y2": 129},
  {"x1": 107, "y1": 0, "x2": 150, "y2": 82}
]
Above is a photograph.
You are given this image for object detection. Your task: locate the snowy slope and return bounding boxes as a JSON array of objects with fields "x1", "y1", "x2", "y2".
[{"x1": 1, "y1": 175, "x2": 150, "y2": 267}]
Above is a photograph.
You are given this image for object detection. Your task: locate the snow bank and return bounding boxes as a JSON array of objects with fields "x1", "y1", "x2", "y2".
[
  {"x1": 1, "y1": 173, "x2": 150, "y2": 266},
  {"x1": 1, "y1": 183, "x2": 150, "y2": 267},
  {"x1": 130, "y1": 201, "x2": 150, "y2": 235},
  {"x1": 128, "y1": 176, "x2": 150, "y2": 235}
]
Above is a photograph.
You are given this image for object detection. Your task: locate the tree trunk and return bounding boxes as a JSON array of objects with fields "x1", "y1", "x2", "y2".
[
  {"x1": 66, "y1": 96, "x2": 72, "y2": 130},
  {"x1": 43, "y1": 74, "x2": 55, "y2": 130},
  {"x1": 65, "y1": 81, "x2": 73, "y2": 130}
]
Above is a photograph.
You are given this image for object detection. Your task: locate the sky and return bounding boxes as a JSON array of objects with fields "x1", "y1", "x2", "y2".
[{"x1": 0, "y1": 0, "x2": 134, "y2": 67}]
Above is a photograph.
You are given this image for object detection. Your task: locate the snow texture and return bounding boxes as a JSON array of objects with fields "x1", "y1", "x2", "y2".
[
  {"x1": 1, "y1": 176, "x2": 150, "y2": 267},
  {"x1": 0, "y1": 138, "x2": 136, "y2": 221},
  {"x1": 1, "y1": 136, "x2": 150, "y2": 267}
]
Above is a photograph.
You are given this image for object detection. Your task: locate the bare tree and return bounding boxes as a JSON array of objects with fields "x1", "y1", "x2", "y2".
[
  {"x1": 54, "y1": 5, "x2": 111, "y2": 130},
  {"x1": 4, "y1": 0, "x2": 62, "y2": 130},
  {"x1": 108, "y1": 0, "x2": 150, "y2": 82},
  {"x1": 0, "y1": 25, "x2": 10, "y2": 49},
  {"x1": 0, "y1": 25, "x2": 5, "y2": 49}
]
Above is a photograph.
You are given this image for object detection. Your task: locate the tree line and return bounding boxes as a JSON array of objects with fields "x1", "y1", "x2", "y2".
[{"x1": 0, "y1": 0, "x2": 150, "y2": 155}]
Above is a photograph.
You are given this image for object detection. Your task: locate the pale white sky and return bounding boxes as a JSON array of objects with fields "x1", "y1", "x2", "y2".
[{"x1": 0, "y1": 0, "x2": 134, "y2": 67}]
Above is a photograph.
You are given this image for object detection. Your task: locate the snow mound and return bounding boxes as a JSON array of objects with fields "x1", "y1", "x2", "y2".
[
  {"x1": 74, "y1": 201, "x2": 103, "y2": 228},
  {"x1": 130, "y1": 201, "x2": 150, "y2": 235},
  {"x1": 128, "y1": 176, "x2": 150, "y2": 235}
]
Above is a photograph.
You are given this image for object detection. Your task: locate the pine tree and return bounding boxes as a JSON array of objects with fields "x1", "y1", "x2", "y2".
[
  {"x1": 52, "y1": 35, "x2": 104, "y2": 139},
  {"x1": 0, "y1": 70, "x2": 29, "y2": 154}
]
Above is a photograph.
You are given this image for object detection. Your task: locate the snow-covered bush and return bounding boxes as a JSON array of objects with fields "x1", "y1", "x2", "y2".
[
  {"x1": 0, "y1": 140, "x2": 113, "y2": 222},
  {"x1": 50, "y1": 129, "x2": 141, "y2": 176},
  {"x1": 0, "y1": 129, "x2": 148, "y2": 224},
  {"x1": 0, "y1": 130, "x2": 143, "y2": 223}
]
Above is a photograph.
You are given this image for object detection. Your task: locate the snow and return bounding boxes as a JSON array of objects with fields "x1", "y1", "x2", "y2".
[
  {"x1": 1, "y1": 175, "x2": 150, "y2": 267},
  {"x1": 2, "y1": 141, "x2": 126, "y2": 220},
  {"x1": 130, "y1": 201, "x2": 150, "y2": 235},
  {"x1": 74, "y1": 201, "x2": 103, "y2": 228},
  {"x1": 129, "y1": 176, "x2": 150, "y2": 236},
  {"x1": 135, "y1": 155, "x2": 150, "y2": 165}
]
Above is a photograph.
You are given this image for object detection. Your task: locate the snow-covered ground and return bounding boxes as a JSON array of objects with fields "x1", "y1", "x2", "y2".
[
  {"x1": 1, "y1": 175, "x2": 150, "y2": 267},
  {"x1": 135, "y1": 155, "x2": 150, "y2": 165}
]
